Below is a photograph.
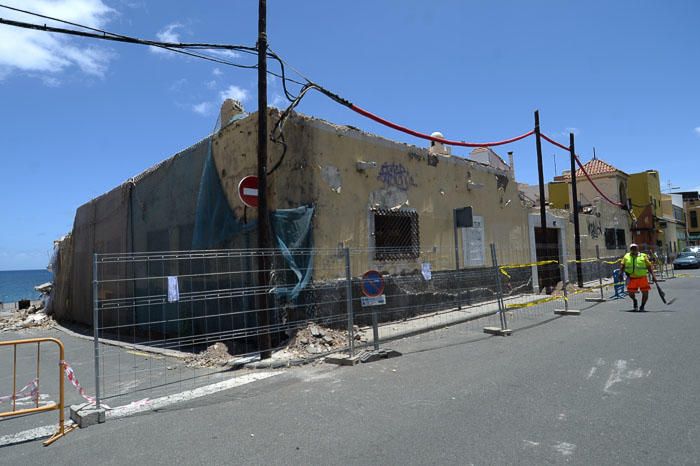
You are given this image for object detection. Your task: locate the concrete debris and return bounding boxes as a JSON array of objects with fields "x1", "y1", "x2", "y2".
[
  {"x1": 184, "y1": 342, "x2": 235, "y2": 368},
  {"x1": 34, "y1": 282, "x2": 53, "y2": 294},
  {"x1": 0, "y1": 304, "x2": 53, "y2": 333},
  {"x1": 285, "y1": 322, "x2": 365, "y2": 359},
  {"x1": 551, "y1": 282, "x2": 580, "y2": 297}
]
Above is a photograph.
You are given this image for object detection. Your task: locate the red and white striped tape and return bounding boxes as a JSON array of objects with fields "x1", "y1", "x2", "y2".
[
  {"x1": 0, "y1": 378, "x2": 39, "y2": 405},
  {"x1": 61, "y1": 361, "x2": 110, "y2": 409}
]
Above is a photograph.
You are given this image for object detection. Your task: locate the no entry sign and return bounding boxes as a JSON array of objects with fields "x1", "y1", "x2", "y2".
[
  {"x1": 361, "y1": 270, "x2": 385, "y2": 297},
  {"x1": 238, "y1": 176, "x2": 259, "y2": 208}
]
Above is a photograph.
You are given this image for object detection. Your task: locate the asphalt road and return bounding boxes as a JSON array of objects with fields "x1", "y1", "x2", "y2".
[{"x1": 3, "y1": 271, "x2": 699, "y2": 465}]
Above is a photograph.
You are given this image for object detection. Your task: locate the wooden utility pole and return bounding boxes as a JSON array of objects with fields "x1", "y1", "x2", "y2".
[
  {"x1": 257, "y1": 0, "x2": 272, "y2": 358},
  {"x1": 534, "y1": 111, "x2": 548, "y2": 243},
  {"x1": 570, "y1": 133, "x2": 584, "y2": 287}
]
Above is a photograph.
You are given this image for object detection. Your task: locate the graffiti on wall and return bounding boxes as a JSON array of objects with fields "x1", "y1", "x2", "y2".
[
  {"x1": 587, "y1": 218, "x2": 602, "y2": 239},
  {"x1": 377, "y1": 162, "x2": 417, "y2": 191}
]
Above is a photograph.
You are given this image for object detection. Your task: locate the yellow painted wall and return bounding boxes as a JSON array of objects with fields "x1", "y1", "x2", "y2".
[
  {"x1": 629, "y1": 171, "x2": 661, "y2": 219},
  {"x1": 212, "y1": 110, "x2": 532, "y2": 276},
  {"x1": 548, "y1": 182, "x2": 569, "y2": 209}
]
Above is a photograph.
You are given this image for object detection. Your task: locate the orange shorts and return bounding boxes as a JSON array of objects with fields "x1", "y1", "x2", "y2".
[{"x1": 627, "y1": 276, "x2": 651, "y2": 293}]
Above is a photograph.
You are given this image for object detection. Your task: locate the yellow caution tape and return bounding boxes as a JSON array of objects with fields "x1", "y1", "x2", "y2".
[
  {"x1": 567, "y1": 258, "x2": 599, "y2": 264},
  {"x1": 499, "y1": 260, "x2": 559, "y2": 278},
  {"x1": 506, "y1": 296, "x2": 559, "y2": 309}
]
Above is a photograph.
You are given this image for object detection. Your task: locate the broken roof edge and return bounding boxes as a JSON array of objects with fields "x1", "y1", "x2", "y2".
[
  {"x1": 75, "y1": 136, "x2": 213, "y2": 213},
  {"x1": 284, "y1": 109, "x2": 514, "y2": 177},
  {"x1": 76, "y1": 107, "x2": 519, "y2": 212}
]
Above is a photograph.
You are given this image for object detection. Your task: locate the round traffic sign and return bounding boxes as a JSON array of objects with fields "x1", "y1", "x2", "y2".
[
  {"x1": 238, "y1": 176, "x2": 259, "y2": 208},
  {"x1": 362, "y1": 270, "x2": 385, "y2": 297}
]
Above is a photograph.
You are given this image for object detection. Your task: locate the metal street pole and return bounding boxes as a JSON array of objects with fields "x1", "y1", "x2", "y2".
[
  {"x1": 570, "y1": 133, "x2": 584, "y2": 287},
  {"x1": 257, "y1": 0, "x2": 272, "y2": 359},
  {"x1": 535, "y1": 111, "x2": 548, "y2": 243},
  {"x1": 534, "y1": 110, "x2": 551, "y2": 290}
]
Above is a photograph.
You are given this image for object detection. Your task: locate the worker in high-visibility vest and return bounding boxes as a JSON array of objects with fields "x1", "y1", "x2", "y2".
[{"x1": 619, "y1": 243, "x2": 657, "y2": 311}]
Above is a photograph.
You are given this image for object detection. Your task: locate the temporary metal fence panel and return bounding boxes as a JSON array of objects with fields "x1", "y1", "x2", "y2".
[
  {"x1": 92, "y1": 248, "x2": 349, "y2": 407},
  {"x1": 91, "y1": 241, "x2": 636, "y2": 407}
]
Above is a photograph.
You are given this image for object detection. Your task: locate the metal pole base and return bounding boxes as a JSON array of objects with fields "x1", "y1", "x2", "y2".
[
  {"x1": 554, "y1": 309, "x2": 581, "y2": 316},
  {"x1": 483, "y1": 326, "x2": 512, "y2": 336},
  {"x1": 328, "y1": 349, "x2": 402, "y2": 365},
  {"x1": 43, "y1": 423, "x2": 78, "y2": 446},
  {"x1": 584, "y1": 297, "x2": 607, "y2": 303},
  {"x1": 325, "y1": 353, "x2": 362, "y2": 366}
]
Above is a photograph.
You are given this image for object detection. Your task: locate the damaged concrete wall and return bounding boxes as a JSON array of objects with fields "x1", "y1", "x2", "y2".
[{"x1": 277, "y1": 114, "x2": 531, "y2": 276}]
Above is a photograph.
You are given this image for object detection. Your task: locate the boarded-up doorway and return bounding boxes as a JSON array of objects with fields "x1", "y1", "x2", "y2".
[{"x1": 535, "y1": 227, "x2": 561, "y2": 291}]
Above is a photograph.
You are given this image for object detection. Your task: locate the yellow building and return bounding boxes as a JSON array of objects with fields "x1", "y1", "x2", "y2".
[
  {"x1": 547, "y1": 158, "x2": 632, "y2": 254},
  {"x1": 628, "y1": 170, "x2": 663, "y2": 249},
  {"x1": 53, "y1": 103, "x2": 535, "y2": 326},
  {"x1": 684, "y1": 193, "x2": 700, "y2": 245}
]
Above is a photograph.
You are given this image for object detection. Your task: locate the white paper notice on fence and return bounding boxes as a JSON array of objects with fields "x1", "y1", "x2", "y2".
[
  {"x1": 462, "y1": 215, "x2": 485, "y2": 267},
  {"x1": 167, "y1": 276, "x2": 179, "y2": 303},
  {"x1": 421, "y1": 262, "x2": 432, "y2": 280}
]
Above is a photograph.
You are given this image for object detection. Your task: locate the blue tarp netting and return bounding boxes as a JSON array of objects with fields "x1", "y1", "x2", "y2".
[
  {"x1": 192, "y1": 140, "x2": 313, "y2": 300},
  {"x1": 192, "y1": 140, "x2": 256, "y2": 249},
  {"x1": 271, "y1": 205, "x2": 314, "y2": 301}
]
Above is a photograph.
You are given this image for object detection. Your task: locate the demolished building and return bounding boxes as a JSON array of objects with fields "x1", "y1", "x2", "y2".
[{"x1": 50, "y1": 102, "x2": 534, "y2": 345}]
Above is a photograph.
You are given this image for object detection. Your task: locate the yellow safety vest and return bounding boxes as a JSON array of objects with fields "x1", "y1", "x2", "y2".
[{"x1": 623, "y1": 253, "x2": 649, "y2": 278}]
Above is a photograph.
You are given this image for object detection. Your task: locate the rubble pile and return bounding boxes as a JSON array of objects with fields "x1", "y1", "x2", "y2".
[
  {"x1": 286, "y1": 323, "x2": 365, "y2": 357},
  {"x1": 550, "y1": 282, "x2": 578, "y2": 297},
  {"x1": 184, "y1": 342, "x2": 235, "y2": 368},
  {"x1": 0, "y1": 302, "x2": 53, "y2": 333}
]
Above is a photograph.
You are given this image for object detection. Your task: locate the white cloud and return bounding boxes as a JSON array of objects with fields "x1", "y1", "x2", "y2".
[
  {"x1": 40, "y1": 75, "x2": 61, "y2": 87},
  {"x1": 205, "y1": 79, "x2": 217, "y2": 90},
  {"x1": 212, "y1": 67, "x2": 223, "y2": 76},
  {"x1": 208, "y1": 49, "x2": 240, "y2": 59},
  {"x1": 693, "y1": 127, "x2": 700, "y2": 136},
  {"x1": 271, "y1": 93, "x2": 286, "y2": 108},
  {"x1": 150, "y1": 23, "x2": 183, "y2": 55},
  {"x1": 0, "y1": 0, "x2": 114, "y2": 80},
  {"x1": 558, "y1": 127, "x2": 579, "y2": 137},
  {"x1": 168, "y1": 77, "x2": 188, "y2": 92},
  {"x1": 219, "y1": 84, "x2": 249, "y2": 102},
  {"x1": 192, "y1": 101, "x2": 213, "y2": 116}
]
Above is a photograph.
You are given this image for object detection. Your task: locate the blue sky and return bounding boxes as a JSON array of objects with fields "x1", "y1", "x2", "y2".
[{"x1": 1, "y1": 0, "x2": 699, "y2": 270}]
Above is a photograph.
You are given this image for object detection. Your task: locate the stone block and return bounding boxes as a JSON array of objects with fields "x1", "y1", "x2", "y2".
[{"x1": 70, "y1": 403, "x2": 106, "y2": 428}]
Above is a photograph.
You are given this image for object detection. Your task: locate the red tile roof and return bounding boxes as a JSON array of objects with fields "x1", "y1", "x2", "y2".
[{"x1": 560, "y1": 158, "x2": 626, "y2": 180}]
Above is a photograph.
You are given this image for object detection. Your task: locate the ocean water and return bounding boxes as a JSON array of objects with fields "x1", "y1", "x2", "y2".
[{"x1": 0, "y1": 269, "x2": 53, "y2": 304}]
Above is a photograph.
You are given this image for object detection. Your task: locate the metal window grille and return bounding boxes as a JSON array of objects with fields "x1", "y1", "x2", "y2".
[
  {"x1": 615, "y1": 229, "x2": 626, "y2": 249},
  {"x1": 372, "y1": 209, "x2": 420, "y2": 260},
  {"x1": 604, "y1": 229, "x2": 616, "y2": 250}
]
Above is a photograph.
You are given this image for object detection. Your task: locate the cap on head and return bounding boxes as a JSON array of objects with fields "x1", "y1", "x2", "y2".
[{"x1": 630, "y1": 243, "x2": 639, "y2": 249}]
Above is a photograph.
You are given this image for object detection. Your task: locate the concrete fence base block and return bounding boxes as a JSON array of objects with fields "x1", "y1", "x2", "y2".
[
  {"x1": 483, "y1": 326, "x2": 512, "y2": 336},
  {"x1": 70, "y1": 403, "x2": 106, "y2": 428},
  {"x1": 353, "y1": 349, "x2": 402, "y2": 363},
  {"x1": 325, "y1": 353, "x2": 362, "y2": 366},
  {"x1": 554, "y1": 309, "x2": 581, "y2": 316},
  {"x1": 585, "y1": 297, "x2": 607, "y2": 303}
]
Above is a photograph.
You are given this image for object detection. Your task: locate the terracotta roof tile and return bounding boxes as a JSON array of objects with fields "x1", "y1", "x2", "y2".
[{"x1": 561, "y1": 158, "x2": 625, "y2": 180}]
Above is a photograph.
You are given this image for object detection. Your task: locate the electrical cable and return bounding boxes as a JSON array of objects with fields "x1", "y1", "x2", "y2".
[
  {"x1": 0, "y1": 16, "x2": 258, "y2": 69},
  {"x1": 264, "y1": 48, "x2": 537, "y2": 149},
  {"x1": 0, "y1": 10, "x2": 308, "y2": 86},
  {"x1": 0, "y1": 6, "x2": 536, "y2": 151},
  {"x1": 0, "y1": 3, "x2": 256, "y2": 52},
  {"x1": 268, "y1": 83, "x2": 319, "y2": 175},
  {"x1": 539, "y1": 132, "x2": 627, "y2": 209}
]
